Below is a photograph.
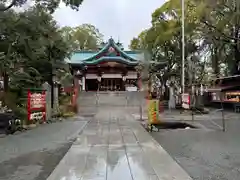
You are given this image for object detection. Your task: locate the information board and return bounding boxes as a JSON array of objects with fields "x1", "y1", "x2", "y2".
[
  {"x1": 147, "y1": 100, "x2": 160, "y2": 125},
  {"x1": 182, "y1": 93, "x2": 190, "y2": 109},
  {"x1": 27, "y1": 90, "x2": 46, "y2": 122}
]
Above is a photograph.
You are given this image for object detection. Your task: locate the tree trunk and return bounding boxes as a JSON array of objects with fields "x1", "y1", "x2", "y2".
[
  {"x1": 164, "y1": 83, "x2": 169, "y2": 100},
  {"x1": 232, "y1": 43, "x2": 240, "y2": 75},
  {"x1": 231, "y1": 24, "x2": 240, "y2": 75},
  {"x1": 212, "y1": 47, "x2": 219, "y2": 77},
  {"x1": 3, "y1": 72, "x2": 8, "y2": 92},
  {"x1": 0, "y1": 0, "x2": 16, "y2": 11}
]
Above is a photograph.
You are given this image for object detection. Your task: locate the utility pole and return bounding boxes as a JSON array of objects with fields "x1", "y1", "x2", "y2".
[{"x1": 181, "y1": 0, "x2": 185, "y2": 93}]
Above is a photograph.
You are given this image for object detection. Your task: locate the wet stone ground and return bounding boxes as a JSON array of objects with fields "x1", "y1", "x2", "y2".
[
  {"x1": 47, "y1": 107, "x2": 192, "y2": 180},
  {"x1": 0, "y1": 119, "x2": 87, "y2": 180},
  {"x1": 0, "y1": 142, "x2": 72, "y2": 180},
  {"x1": 151, "y1": 110, "x2": 240, "y2": 180}
]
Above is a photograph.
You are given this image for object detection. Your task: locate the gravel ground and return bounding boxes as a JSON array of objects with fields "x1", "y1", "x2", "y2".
[
  {"x1": 0, "y1": 119, "x2": 87, "y2": 180},
  {"x1": 151, "y1": 113, "x2": 240, "y2": 180}
]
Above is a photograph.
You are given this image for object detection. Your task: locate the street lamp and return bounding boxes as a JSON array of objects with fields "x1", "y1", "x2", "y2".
[{"x1": 181, "y1": 0, "x2": 185, "y2": 93}]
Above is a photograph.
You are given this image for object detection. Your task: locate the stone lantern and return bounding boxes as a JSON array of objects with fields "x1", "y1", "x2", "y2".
[{"x1": 168, "y1": 73, "x2": 177, "y2": 109}]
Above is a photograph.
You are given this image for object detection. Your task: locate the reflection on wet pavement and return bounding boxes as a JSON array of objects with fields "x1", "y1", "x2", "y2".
[{"x1": 47, "y1": 108, "x2": 192, "y2": 180}]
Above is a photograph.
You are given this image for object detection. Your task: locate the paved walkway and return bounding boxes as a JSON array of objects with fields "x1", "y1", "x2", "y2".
[{"x1": 47, "y1": 108, "x2": 192, "y2": 180}]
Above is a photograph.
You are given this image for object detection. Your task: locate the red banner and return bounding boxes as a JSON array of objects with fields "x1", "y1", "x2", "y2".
[{"x1": 27, "y1": 90, "x2": 46, "y2": 122}]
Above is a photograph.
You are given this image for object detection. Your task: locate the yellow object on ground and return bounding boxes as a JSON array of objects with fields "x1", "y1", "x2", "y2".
[{"x1": 147, "y1": 99, "x2": 160, "y2": 125}]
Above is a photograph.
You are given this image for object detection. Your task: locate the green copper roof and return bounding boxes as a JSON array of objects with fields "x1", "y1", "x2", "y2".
[
  {"x1": 68, "y1": 38, "x2": 143, "y2": 66},
  {"x1": 71, "y1": 56, "x2": 139, "y2": 66},
  {"x1": 70, "y1": 51, "x2": 97, "y2": 63}
]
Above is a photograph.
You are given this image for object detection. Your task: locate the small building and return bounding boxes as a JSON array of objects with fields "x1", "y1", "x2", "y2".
[
  {"x1": 205, "y1": 75, "x2": 240, "y2": 110},
  {"x1": 68, "y1": 38, "x2": 144, "y2": 91}
]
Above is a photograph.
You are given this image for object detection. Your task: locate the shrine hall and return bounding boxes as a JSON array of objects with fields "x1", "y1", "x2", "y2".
[{"x1": 68, "y1": 38, "x2": 143, "y2": 91}]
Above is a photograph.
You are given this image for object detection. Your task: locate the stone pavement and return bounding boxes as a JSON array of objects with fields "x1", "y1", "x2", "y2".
[
  {"x1": 151, "y1": 116, "x2": 240, "y2": 180},
  {"x1": 0, "y1": 120, "x2": 87, "y2": 180},
  {"x1": 47, "y1": 108, "x2": 192, "y2": 180}
]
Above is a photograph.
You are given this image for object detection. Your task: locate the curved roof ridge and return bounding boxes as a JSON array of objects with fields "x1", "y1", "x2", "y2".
[
  {"x1": 82, "y1": 56, "x2": 138, "y2": 66},
  {"x1": 67, "y1": 38, "x2": 144, "y2": 65},
  {"x1": 83, "y1": 38, "x2": 140, "y2": 62},
  {"x1": 81, "y1": 39, "x2": 113, "y2": 62},
  {"x1": 109, "y1": 39, "x2": 139, "y2": 61}
]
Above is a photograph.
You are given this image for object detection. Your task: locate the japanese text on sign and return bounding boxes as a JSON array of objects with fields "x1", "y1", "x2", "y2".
[
  {"x1": 27, "y1": 90, "x2": 46, "y2": 122},
  {"x1": 30, "y1": 93, "x2": 45, "y2": 109}
]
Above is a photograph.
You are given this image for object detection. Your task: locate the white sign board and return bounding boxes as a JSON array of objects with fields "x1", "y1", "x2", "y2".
[
  {"x1": 102, "y1": 74, "x2": 122, "y2": 78},
  {"x1": 126, "y1": 86, "x2": 137, "y2": 92},
  {"x1": 30, "y1": 112, "x2": 44, "y2": 121},
  {"x1": 182, "y1": 93, "x2": 190, "y2": 109},
  {"x1": 86, "y1": 74, "x2": 97, "y2": 79},
  {"x1": 30, "y1": 93, "x2": 45, "y2": 109},
  {"x1": 126, "y1": 71, "x2": 138, "y2": 79}
]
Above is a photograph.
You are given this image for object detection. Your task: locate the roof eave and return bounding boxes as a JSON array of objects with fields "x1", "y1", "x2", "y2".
[{"x1": 83, "y1": 57, "x2": 138, "y2": 66}]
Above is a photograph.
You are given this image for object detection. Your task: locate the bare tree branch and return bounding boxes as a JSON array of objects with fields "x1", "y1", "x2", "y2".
[
  {"x1": 0, "y1": 0, "x2": 17, "y2": 11},
  {"x1": 201, "y1": 19, "x2": 240, "y2": 41}
]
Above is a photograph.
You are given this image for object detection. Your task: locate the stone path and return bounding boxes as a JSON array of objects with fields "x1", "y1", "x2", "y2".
[{"x1": 47, "y1": 108, "x2": 192, "y2": 180}]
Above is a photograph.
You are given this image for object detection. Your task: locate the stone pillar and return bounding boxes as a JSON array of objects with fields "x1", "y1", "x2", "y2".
[
  {"x1": 78, "y1": 79, "x2": 82, "y2": 91},
  {"x1": 42, "y1": 82, "x2": 51, "y2": 121},
  {"x1": 122, "y1": 75, "x2": 126, "y2": 91},
  {"x1": 137, "y1": 73, "x2": 142, "y2": 91},
  {"x1": 82, "y1": 76, "x2": 86, "y2": 91},
  {"x1": 53, "y1": 83, "x2": 59, "y2": 114},
  {"x1": 168, "y1": 85, "x2": 176, "y2": 109},
  {"x1": 97, "y1": 76, "x2": 101, "y2": 91}
]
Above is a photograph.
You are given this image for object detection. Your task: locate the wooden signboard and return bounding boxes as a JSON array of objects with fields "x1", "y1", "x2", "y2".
[{"x1": 27, "y1": 90, "x2": 46, "y2": 122}]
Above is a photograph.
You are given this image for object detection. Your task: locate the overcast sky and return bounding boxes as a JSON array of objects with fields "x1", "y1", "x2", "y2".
[{"x1": 53, "y1": 0, "x2": 165, "y2": 49}]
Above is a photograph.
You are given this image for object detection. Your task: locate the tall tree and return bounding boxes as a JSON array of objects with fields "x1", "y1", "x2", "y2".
[
  {"x1": 60, "y1": 24, "x2": 103, "y2": 51},
  {"x1": 132, "y1": 0, "x2": 237, "y2": 85},
  {"x1": 0, "y1": 5, "x2": 70, "y2": 94},
  {"x1": 129, "y1": 30, "x2": 147, "y2": 50},
  {"x1": 146, "y1": 0, "x2": 199, "y2": 85},
  {"x1": 186, "y1": 0, "x2": 240, "y2": 76},
  {"x1": 0, "y1": 0, "x2": 84, "y2": 12}
]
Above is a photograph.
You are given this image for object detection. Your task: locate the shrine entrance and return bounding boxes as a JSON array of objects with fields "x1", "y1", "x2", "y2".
[
  {"x1": 70, "y1": 38, "x2": 143, "y2": 92},
  {"x1": 86, "y1": 79, "x2": 98, "y2": 91},
  {"x1": 100, "y1": 78, "x2": 123, "y2": 91}
]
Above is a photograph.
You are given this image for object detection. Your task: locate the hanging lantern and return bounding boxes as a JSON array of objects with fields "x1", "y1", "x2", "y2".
[
  {"x1": 97, "y1": 76, "x2": 101, "y2": 82},
  {"x1": 122, "y1": 76, "x2": 126, "y2": 81}
]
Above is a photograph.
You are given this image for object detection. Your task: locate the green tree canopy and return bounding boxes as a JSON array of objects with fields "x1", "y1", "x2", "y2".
[
  {"x1": 129, "y1": 30, "x2": 147, "y2": 50},
  {"x1": 0, "y1": 5, "x2": 70, "y2": 95},
  {"x1": 0, "y1": 0, "x2": 84, "y2": 13},
  {"x1": 60, "y1": 24, "x2": 104, "y2": 51},
  {"x1": 131, "y1": 0, "x2": 239, "y2": 86}
]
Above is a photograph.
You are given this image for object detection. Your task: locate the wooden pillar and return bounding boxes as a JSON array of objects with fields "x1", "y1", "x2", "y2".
[
  {"x1": 122, "y1": 74, "x2": 126, "y2": 91},
  {"x1": 74, "y1": 75, "x2": 80, "y2": 90}
]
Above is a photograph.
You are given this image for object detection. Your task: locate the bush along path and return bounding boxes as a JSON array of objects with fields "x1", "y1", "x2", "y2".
[{"x1": 0, "y1": 90, "x2": 77, "y2": 136}]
